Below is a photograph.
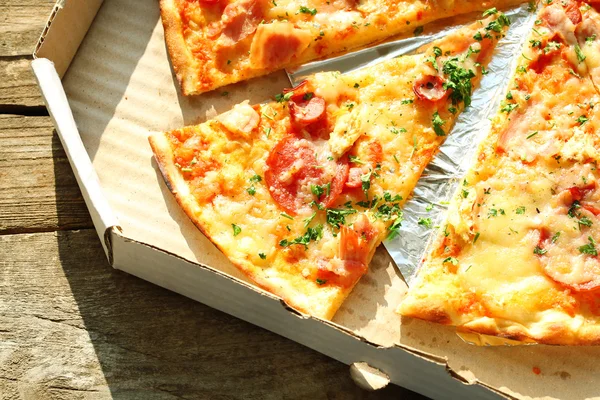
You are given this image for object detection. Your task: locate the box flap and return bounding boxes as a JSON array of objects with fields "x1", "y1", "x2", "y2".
[
  {"x1": 34, "y1": 0, "x2": 104, "y2": 78},
  {"x1": 31, "y1": 58, "x2": 119, "y2": 260}
]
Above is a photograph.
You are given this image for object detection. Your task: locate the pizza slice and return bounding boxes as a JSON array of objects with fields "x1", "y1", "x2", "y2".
[
  {"x1": 149, "y1": 13, "x2": 509, "y2": 319},
  {"x1": 400, "y1": 1, "x2": 600, "y2": 345},
  {"x1": 159, "y1": 0, "x2": 522, "y2": 95}
]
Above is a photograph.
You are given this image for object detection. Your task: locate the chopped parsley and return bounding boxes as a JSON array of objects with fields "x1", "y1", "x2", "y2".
[
  {"x1": 443, "y1": 257, "x2": 459, "y2": 265},
  {"x1": 383, "y1": 192, "x2": 402, "y2": 202},
  {"x1": 349, "y1": 155, "x2": 365, "y2": 164},
  {"x1": 303, "y1": 92, "x2": 314, "y2": 101},
  {"x1": 303, "y1": 212, "x2": 316, "y2": 228},
  {"x1": 280, "y1": 224, "x2": 324, "y2": 249},
  {"x1": 578, "y1": 216, "x2": 593, "y2": 228},
  {"x1": 390, "y1": 126, "x2": 407, "y2": 135},
  {"x1": 482, "y1": 7, "x2": 498, "y2": 16},
  {"x1": 413, "y1": 26, "x2": 424, "y2": 36},
  {"x1": 432, "y1": 112, "x2": 446, "y2": 136},
  {"x1": 577, "y1": 115, "x2": 589, "y2": 125},
  {"x1": 579, "y1": 236, "x2": 598, "y2": 256},
  {"x1": 533, "y1": 245, "x2": 547, "y2": 255},
  {"x1": 316, "y1": 278, "x2": 327, "y2": 285},
  {"x1": 501, "y1": 102, "x2": 518, "y2": 114},
  {"x1": 326, "y1": 208, "x2": 357, "y2": 229},
  {"x1": 280, "y1": 212, "x2": 294, "y2": 220},
  {"x1": 275, "y1": 92, "x2": 294, "y2": 102},
  {"x1": 298, "y1": 6, "x2": 317, "y2": 15},
  {"x1": 442, "y1": 58, "x2": 476, "y2": 108},
  {"x1": 249, "y1": 174, "x2": 262, "y2": 183},
  {"x1": 361, "y1": 171, "x2": 372, "y2": 197},
  {"x1": 515, "y1": 206, "x2": 526, "y2": 215},
  {"x1": 258, "y1": 253, "x2": 267, "y2": 260},
  {"x1": 311, "y1": 184, "x2": 325, "y2": 198},
  {"x1": 568, "y1": 201, "x2": 581, "y2": 218},
  {"x1": 232, "y1": 224, "x2": 241, "y2": 236},
  {"x1": 551, "y1": 232, "x2": 561, "y2": 243},
  {"x1": 575, "y1": 44, "x2": 586, "y2": 63},
  {"x1": 418, "y1": 217, "x2": 433, "y2": 228}
]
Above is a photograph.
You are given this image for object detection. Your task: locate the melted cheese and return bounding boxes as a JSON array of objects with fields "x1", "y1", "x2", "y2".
[
  {"x1": 401, "y1": 3, "x2": 600, "y2": 344},
  {"x1": 167, "y1": 0, "x2": 523, "y2": 94},
  {"x1": 152, "y1": 16, "x2": 506, "y2": 319}
]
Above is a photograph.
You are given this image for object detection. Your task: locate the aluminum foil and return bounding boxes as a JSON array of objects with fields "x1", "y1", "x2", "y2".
[{"x1": 287, "y1": 4, "x2": 536, "y2": 285}]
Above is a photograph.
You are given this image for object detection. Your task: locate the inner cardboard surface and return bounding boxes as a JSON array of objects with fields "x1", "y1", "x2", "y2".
[{"x1": 60, "y1": 1, "x2": 600, "y2": 398}]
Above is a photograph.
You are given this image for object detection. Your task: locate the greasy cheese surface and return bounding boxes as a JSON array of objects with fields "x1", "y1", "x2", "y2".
[
  {"x1": 163, "y1": 0, "x2": 521, "y2": 94},
  {"x1": 400, "y1": 2, "x2": 600, "y2": 344},
  {"x1": 150, "y1": 16, "x2": 505, "y2": 319}
]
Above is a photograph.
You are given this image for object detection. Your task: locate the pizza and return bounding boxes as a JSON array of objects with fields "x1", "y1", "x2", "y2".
[
  {"x1": 149, "y1": 13, "x2": 508, "y2": 319},
  {"x1": 399, "y1": 1, "x2": 600, "y2": 345},
  {"x1": 159, "y1": 0, "x2": 522, "y2": 95}
]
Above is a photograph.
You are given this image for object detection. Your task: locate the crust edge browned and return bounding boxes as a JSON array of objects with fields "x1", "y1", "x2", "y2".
[{"x1": 159, "y1": 0, "x2": 198, "y2": 96}]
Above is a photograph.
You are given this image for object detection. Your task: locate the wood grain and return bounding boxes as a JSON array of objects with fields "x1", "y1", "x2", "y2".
[
  {"x1": 0, "y1": 0, "x2": 55, "y2": 57},
  {"x1": 0, "y1": 229, "x2": 416, "y2": 399},
  {"x1": 0, "y1": 58, "x2": 46, "y2": 109},
  {"x1": 0, "y1": 115, "x2": 92, "y2": 233}
]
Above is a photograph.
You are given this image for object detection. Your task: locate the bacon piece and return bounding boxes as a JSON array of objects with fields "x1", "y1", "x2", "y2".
[
  {"x1": 249, "y1": 21, "x2": 312, "y2": 69},
  {"x1": 346, "y1": 167, "x2": 364, "y2": 188},
  {"x1": 215, "y1": 0, "x2": 266, "y2": 49},
  {"x1": 413, "y1": 75, "x2": 448, "y2": 102},
  {"x1": 315, "y1": 215, "x2": 380, "y2": 287},
  {"x1": 339, "y1": 214, "x2": 379, "y2": 264},
  {"x1": 564, "y1": 0, "x2": 583, "y2": 25}
]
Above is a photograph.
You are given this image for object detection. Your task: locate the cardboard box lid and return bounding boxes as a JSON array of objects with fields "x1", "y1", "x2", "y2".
[{"x1": 33, "y1": 0, "x2": 600, "y2": 399}]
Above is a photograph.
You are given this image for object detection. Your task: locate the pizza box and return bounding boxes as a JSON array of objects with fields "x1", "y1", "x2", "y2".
[{"x1": 31, "y1": 1, "x2": 600, "y2": 399}]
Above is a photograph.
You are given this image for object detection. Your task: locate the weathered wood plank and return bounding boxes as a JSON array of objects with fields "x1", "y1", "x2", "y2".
[
  {"x1": 0, "y1": 230, "x2": 419, "y2": 399},
  {"x1": 0, "y1": 0, "x2": 56, "y2": 57},
  {"x1": 0, "y1": 58, "x2": 46, "y2": 109},
  {"x1": 0, "y1": 115, "x2": 93, "y2": 233}
]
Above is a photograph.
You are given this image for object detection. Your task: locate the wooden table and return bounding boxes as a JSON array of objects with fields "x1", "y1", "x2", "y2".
[{"x1": 0, "y1": 2, "x2": 425, "y2": 398}]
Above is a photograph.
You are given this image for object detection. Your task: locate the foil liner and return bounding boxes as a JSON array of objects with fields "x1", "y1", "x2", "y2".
[{"x1": 287, "y1": 3, "x2": 536, "y2": 286}]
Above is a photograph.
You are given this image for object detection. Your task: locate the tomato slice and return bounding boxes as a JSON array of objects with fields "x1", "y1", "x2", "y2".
[
  {"x1": 289, "y1": 96, "x2": 326, "y2": 125},
  {"x1": 265, "y1": 136, "x2": 321, "y2": 214},
  {"x1": 265, "y1": 136, "x2": 349, "y2": 214},
  {"x1": 413, "y1": 75, "x2": 447, "y2": 102}
]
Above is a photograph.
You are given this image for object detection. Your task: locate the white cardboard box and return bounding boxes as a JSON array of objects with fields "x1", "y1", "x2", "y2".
[{"x1": 32, "y1": 1, "x2": 600, "y2": 399}]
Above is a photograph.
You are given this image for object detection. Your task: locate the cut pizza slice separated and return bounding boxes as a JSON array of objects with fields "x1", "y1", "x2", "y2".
[
  {"x1": 400, "y1": 1, "x2": 600, "y2": 345},
  {"x1": 159, "y1": 0, "x2": 522, "y2": 95},
  {"x1": 149, "y1": 13, "x2": 509, "y2": 319}
]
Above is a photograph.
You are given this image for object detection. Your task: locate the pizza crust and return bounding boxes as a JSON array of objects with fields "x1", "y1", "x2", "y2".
[{"x1": 159, "y1": 0, "x2": 200, "y2": 96}]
